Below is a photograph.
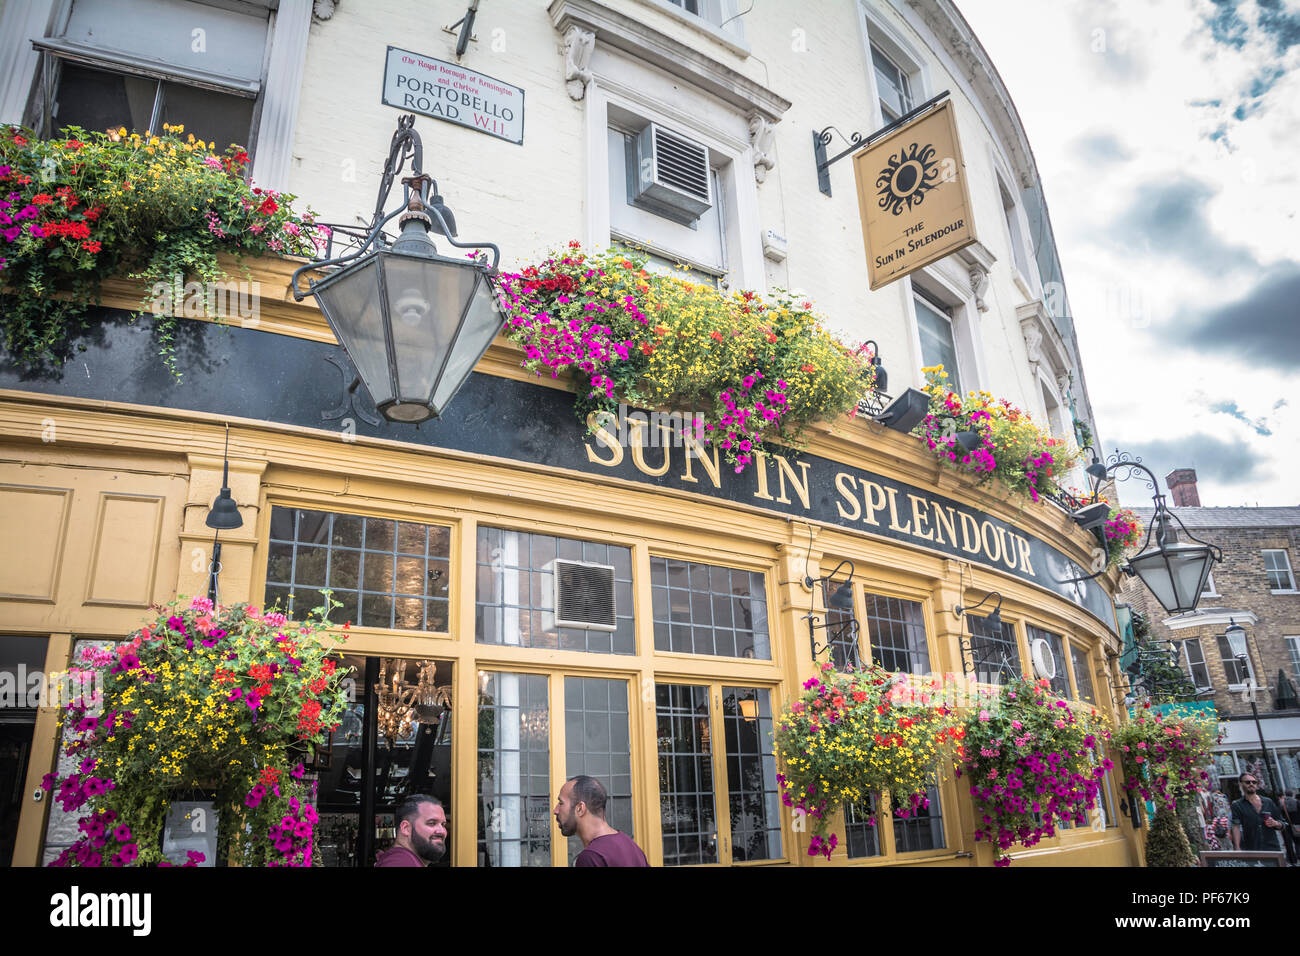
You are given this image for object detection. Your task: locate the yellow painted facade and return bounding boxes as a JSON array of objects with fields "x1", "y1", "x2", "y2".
[{"x1": 0, "y1": 260, "x2": 1138, "y2": 867}]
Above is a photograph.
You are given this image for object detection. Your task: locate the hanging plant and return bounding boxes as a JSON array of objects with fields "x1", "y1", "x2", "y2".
[
  {"x1": 773, "y1": 661, "x2": 961, "y2": 858},
  {"x1": 1102, "y1": 507, "x2": 1142, "y2": 567},
  {"x1": 914, "y1": 366, "x2": 1080, "y2": 504},
  {"x1": 497, "y1": 244, "x2": 875, "y2": 473},
  {"x1": 42, "y1": 595, "x2": 350, "y2": 867},
  {"x1": 959, "y1": 677, "x2": 1111, "y2": 866},
  {"x1": 0, "y1": 124, "x2": 323, "y2": 377},
  {"x1": 1112, "y1": 702, "x2": 1218, "y2": 811}
]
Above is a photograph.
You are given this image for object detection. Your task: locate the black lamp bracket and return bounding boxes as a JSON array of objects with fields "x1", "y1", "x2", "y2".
[
  {"x1": 803, "y1": 558, "x2": 861, "y2": 668},
  {"x1": 813, "y1": 90, "x2": 950, "y2": 196},
  {"x1": 290, "y1": 115, "x2": 501, "y2": 301},
  {"x1": 952, "y1": 589, "x2": 1002, "y2": 620}
]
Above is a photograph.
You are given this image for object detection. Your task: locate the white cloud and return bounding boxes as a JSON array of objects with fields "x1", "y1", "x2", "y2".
[{"x1": 955, "y1": 0, "x2": 1300, "y2": 507}]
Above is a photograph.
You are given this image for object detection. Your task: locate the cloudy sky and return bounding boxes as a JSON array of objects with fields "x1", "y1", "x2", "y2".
[{"x1": 954, "y1": 0, "x2": 1299, "y2": 508}]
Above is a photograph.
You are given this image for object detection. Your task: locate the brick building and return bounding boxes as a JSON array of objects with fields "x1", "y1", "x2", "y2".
[{"x1": 1120, "y1": 469, "x2": 1300, "y2": 802}]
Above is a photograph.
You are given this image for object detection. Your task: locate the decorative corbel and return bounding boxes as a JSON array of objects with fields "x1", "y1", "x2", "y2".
[
  {"x1": 1020, "y1": 317, "x2": 1043, "y2": 373},
  {"x1": 313, "y1": 0, "x2": 339, "y2": 19},
  {"x1": 748, "y1": 112, "x2": 776, "y2": 185},
  {"x1": 562, "y1": 26, "x2": 595, "y2": 101},
  {"x1": 968, "y1": 265, "x2": 990, "y2": 312}
]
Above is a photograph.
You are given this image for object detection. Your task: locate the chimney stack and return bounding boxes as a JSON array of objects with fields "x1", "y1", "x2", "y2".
[{"x1": 1165, "y1": 468, "x2": 1200, "y2": 507}]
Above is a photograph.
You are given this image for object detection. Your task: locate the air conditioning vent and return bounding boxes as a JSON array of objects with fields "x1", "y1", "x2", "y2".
[
  {"x1": 544, "y1": 559, "x2": 617, "y2": 631},
  {"x1": 632, "y1": 123, "x2": 713, "y2": 225}
]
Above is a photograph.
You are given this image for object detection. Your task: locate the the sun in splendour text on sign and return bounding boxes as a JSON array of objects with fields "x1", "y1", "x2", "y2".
[{"x1": 381, "y1": 46, "x2": 524, "y2": 145}]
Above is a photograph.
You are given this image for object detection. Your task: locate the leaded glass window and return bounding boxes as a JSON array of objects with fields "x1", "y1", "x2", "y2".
[
  {"x1": 968, "y1": 614, "x2": 1020, "y2": 684},
  {"x1": 893, "y1": 785, "x2": 944, "y2": 853},
  {"x1": 564, "y1": 677, "x2": 634, "y2": 865},
  {"x1": 863, "y1": 593, "x2": 930, "y2": 674},
  {"x1": 844, "y1": 796, "x2": 881, "y2": 859},
  {"x1": 1028, "y1": 625, "x2": 1071, "y2": 698},
  {"x1": 651, "y1": 558, "x2": 770, "y2": 659},
  {"x1": 266, "y1": 506, "x2": 450, "y2": 630},
  {"x1": 477, "y1": 672, "x2": 551, "y2": 867},
  {"x1": 656, "y1": 683, "x2": 718, "y2": 865},
  {"x1": 1070, "y1": 644, "x2": 1095, "y2": 704},
  {"x1": 722, "y1": 686, "x2": 782, "y2": 861},
  {"x1": 476, "y1": 527, "x2": 634, "y2": 654},
  {"x1": 822, "y1": 579, "x2": 861, "y2": 670}
]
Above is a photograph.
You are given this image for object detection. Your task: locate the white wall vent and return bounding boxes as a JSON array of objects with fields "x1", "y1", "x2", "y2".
[
  {"x1": 633, "y1": 123, "x2": 713, "y2": 225},
  {"x1": 544, "y1": 559, "x2": 617, "y2": 631}
]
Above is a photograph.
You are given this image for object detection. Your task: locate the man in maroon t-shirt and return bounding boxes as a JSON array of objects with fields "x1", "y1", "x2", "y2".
[
  {"x1": 375, "y1": 794, "x2": 447, "y2": 867},
  {"x1": 554, "y1": 775, "x2": 649, "y2": 867}
]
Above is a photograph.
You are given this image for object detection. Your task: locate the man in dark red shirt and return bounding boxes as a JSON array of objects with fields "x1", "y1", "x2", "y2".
[
  {"x1": 376, "y1": 794, "x2": 447, "y2": 867},
  {"x1": 554, "y1": 775, "x2": 649, "y2": 867}
]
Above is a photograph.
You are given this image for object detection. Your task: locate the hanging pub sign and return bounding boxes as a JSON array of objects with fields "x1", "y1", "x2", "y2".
[
  {"x1": 382, "y1": 46, "x2": 524, "y2": 145},
  {"x1": 853, "y1": 100, "x2": 975, "y2": 290}
]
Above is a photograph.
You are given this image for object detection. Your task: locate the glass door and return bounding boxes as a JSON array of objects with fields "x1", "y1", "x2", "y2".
[
  {"x1": 1, "y1": 636, "x2": 47, "y2": 868},
  {"x1": 314, "y1": 655, "x2": 454, "y2": 867}
]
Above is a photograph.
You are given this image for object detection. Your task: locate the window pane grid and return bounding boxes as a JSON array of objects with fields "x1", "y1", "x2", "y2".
[
  {"x1": 477, "y1": 672, "x2": 551, "y2": 867},
  {"x1": 864, "y1": 593, "x2": 930, "y2": 674},
  {"x1": 656, "y1": 684, "x2": 717, "y2": 865},
  {"x1": 651, "y1": 557, "x2": 770, "y2": 660},
  {"x1": 893, "y1": 785, "x2": 944, "y2": 853},
  {"x1": 1286, "y1": 637, "x2": 1300, "y2": 684},
  {"x1": 723, "y1": 686, "x2": 782, "y2": 861},
  {"x1": 1264, "y1": 550, "x2": 1295, "y2": 589},
  {"x1": 475, "y1": 527, "x2": 635, "y2": 654},
  {"x1": 1028, "y1": 625, "x2": 1071, "y2": 698},
  {"x1": 844, "y1": 796, "x2": 881, "y2": 858},
  {"x1": 564, "y1": 677, "x2": 634, "y2": 865},
  {"x1": 1070, "y1": 644, "x2": 1095, "y2": 704},
  {"x1": 822, "y1": 580, "x2": 860, "y2": 670},
  {"x1": 266, "y1": 507, "x2": 450, "y2": 631},
  {"x1": 1183, "y1": 638, "x2": 1212, "y2": 690},
  {"x1": 968, "y1": 615, "x2": 1019, "y2": 683}
]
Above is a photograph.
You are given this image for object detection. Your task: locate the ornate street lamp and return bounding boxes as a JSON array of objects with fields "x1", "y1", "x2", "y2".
[
  {"x1": 291, "y1": 115, "x2": 504, "y2": 424},
  {"x1": 1070, "y1": 451, "x2": 1221, "y2": 615}
]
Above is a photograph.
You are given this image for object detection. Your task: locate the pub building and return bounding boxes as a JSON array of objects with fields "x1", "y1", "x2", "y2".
[{"x1": 1, "y1": 0, "x2": 1142, "y2": 867}]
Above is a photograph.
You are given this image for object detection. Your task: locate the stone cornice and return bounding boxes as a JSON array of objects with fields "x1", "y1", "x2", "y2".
[{"x1": 547, "y1": 0, "x2": 791, "y2": 121}]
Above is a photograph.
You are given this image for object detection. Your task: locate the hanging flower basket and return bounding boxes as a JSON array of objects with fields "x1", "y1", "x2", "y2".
[
  {"x1": 42, "y1": 595, "x2": 350, "y2": 867},
  {"x1": 773, "y1": 661, "x2": 961, "y2": 858},
  {"x1": 959, "y1": 677, "x2": 1110, "y2": 866},
  {"x1": 1113, "y1": 701, "x2": 1218, "y2": 811}
]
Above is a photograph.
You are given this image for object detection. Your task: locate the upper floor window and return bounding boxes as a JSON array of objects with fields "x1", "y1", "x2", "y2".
[
  {"x1": 870, "y1": 42, "x2": 913, "y2": 123},
  {"x1": 1263, "y1": 549, "x2": 1296, "y2": 591},
  {"x1": 651, "y1": 557, "x2": 770, "y2": 659},
  {"x1": 1286, "y1": 636, "x2": 1300, "y2": 684},
  {"x1": 1202, "y1": 572, "x2": 1219, "y2": 597},
  {"x1": 33, "y1": 0, "x2": 268, "y2": 153},
  {"x1": 998, "y1": 174, "x2": 1031, "y2": 281},
  {"x1": 656, "y1": 0, "x2": 747, "y2": 40},
  {"x1": 863, "y1": 593, "x2": 930, "y2": 675},
  {"x1": 608, "y1": 120, "x2": 727, "y2": 284},
  {"x1": 1181, "y1": 638, "x2": 1212, "y2": 691},
  {"x1": 915, "y1": 293, "x2": 963, "y2": 393},
  {"x1": 266, "y1": 506, "x2": 450, "y2": 631},
  {"x1": 476, "y1": 527, "x2": 635, "y2": 654},
  {"x1": 1217, "y1": 629, "x2": 1254, "y2": 688}
]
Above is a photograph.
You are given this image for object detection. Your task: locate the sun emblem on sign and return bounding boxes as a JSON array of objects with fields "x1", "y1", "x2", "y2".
[{"x1": 875, "y1": 141, "x2": 940, "y2": 216}]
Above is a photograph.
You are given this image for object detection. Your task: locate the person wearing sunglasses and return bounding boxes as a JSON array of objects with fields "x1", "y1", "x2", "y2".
[{"x1": 1230, "y1": 774, "x2": 1286, "y2": 852}]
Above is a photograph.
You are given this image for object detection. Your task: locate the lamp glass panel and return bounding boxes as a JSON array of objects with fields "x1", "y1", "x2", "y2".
[
  {"x1": 381, "y1": 254, "x2": 478, "y2": 403},
  {"x1": 312, "y1": 258, "x2": 393, "y2": 406},
  {"x1": 1128, "y1": 549, "x2": 1179, "y2": 613},
  {"x1": 1168, "y1": 544, "x2": 1215, "y2": 613},
  {"x1": 430, "y1": 273, "x2": 504, "y2": 414}
]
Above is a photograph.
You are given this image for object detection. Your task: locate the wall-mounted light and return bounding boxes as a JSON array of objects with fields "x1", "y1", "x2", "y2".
[{"x1": 204, "y1": 426, "x2": 242, "y2": 607}]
